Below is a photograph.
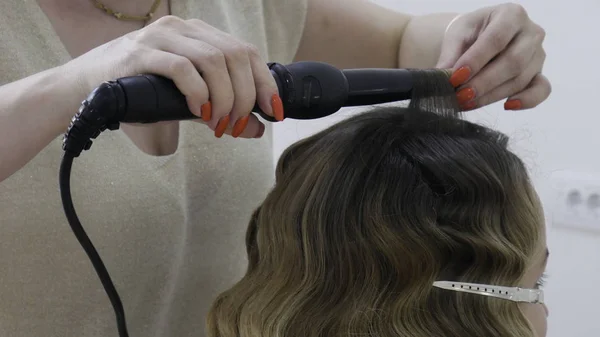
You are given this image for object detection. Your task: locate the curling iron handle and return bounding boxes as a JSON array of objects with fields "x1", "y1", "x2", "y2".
[
  {"x1": 115, "y1": 75, "x2": 272, "y2": 123},
  {"x1": 116, "y1": 61, "x2": 350, "y2": 124}
]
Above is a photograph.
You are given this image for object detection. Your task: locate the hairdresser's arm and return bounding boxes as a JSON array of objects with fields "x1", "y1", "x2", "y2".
[
  {"x1": 295, "y1": 0, "x2": 551, "y2": 110},
  {"x1": 0, "y1": 67, "x2": 82, "y2": 182},
  {"x1": 294, "y1": 0, "x2": 454, "y2": 69},
  {"x1": 0, "y1": 66, "x2": 181, "y2": 184}
]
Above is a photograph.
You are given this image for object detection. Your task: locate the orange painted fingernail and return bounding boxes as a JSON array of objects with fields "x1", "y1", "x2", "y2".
[
  {"x1": 201, "y1": 102, "x2": 212, "y2": 122},
  {"x1": 271, "y1": 94, "x2": 284, "y2": 121},
  {"x1": 456, "y1": 87, "x2": 475, "y2": 104},
  {"x1": 232, "y1": 115, "x2": 250, "y2": 138},
  {"x1": 254, "y1": 123, "x2": 265, "y2": 138},
  {"x1": 214, "y1": 115, "x2": 230, "y2": 138},
  {"x1": 504, "y1": 99, "x2": 522, "y2": 110},
  {"x1": 450, "y1": 67, "x2": 471, "y2": 87},
  {"x1": 461, "y1": 101, "x2": 477, "y2": 111}
]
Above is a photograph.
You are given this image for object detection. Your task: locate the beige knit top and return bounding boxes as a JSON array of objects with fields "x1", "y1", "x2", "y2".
[{"x1": 0, "y1": 0, "x2": 307, "y2": 336}]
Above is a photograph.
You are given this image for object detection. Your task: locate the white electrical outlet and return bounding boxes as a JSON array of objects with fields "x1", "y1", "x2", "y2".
[{"x1": 550, "y1": 171, "x2": 600, "y2": 234}]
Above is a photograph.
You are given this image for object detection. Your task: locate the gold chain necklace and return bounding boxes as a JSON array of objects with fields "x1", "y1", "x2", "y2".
[{"x1": 90, "y1": 0, "x2": 162, "y2": 23}]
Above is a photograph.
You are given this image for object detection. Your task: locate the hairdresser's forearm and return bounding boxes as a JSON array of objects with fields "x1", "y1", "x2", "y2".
[
  {"x1": 295, "y1": 1, "x2": 459, "y2": 70},
  {"x1": 397, "y1": 13, "x2": 459, "y2": 69},
  {"x1": 294, "y1": 0, "x2": 412, "y2": 69},
  {"x1": 0, "y1": 66, "x2": 84, "y2": 182}
]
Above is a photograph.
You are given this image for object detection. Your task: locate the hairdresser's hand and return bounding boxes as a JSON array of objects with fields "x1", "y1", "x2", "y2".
[
  {"x1": 436, "y1": 3, "x2": 551, "y2": 111},
  {"x1": 66, "y1": 15, "x2": 281, "y2": 139}
]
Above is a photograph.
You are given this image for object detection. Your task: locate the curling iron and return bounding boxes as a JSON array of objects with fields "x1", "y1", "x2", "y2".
[
  {"x1": 59, "y1": 61, "x2": 424, "y2": 337},
  {"x1": 62, "y1": 61, "x2": 416, "y2": 156}
]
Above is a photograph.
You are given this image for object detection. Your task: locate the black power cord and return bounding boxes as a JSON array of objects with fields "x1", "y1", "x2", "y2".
[
  {"x1": 59, "y1": 153, "x2": 129, "y2": 337},
  {"x1": 60, "y1": 81, "x2": 130, "y2": 337}
]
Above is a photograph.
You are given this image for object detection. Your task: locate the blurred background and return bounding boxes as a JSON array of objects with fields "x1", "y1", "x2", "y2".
[{"x1": 272, "y1": 1, "x2": 599, "y2": 336}]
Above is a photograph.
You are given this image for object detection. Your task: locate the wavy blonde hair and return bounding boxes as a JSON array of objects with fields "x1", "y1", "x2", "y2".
[{"x1": 207, "y1": 72, "x2": 544, "y2": 337}]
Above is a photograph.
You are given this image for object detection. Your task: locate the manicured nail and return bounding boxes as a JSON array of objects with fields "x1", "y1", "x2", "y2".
[
  {"x1": 201, "y1": 102, "x2": 212, "y2": 122},
  {"x1": 214, "y1": 115, "x2": 230, "y2": 138},
  {"x1": 450, "y1": 66, "x2": 471, "y2": 87},
  {"x1": 504, "y1": 99, "x2": 522, "y2": 110},
  {"x1": 271, "y1": 94, "x2": 284, "y2": 121},
  {"x1": 254, "y1": 123, "x2": 265, "y2": 138},
  {"x1": 232, "y1": 115, "x2": 250, "y2": 138},
  {"x1": 456, "y1": 87, "x2": 475, "y2": 104},
  {"x1": 460, "y1": 101, "x2": 477, "y2": 111}
]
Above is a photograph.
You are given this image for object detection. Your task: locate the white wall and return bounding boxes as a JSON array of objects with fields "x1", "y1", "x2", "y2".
[{"x1": 272, "y1": 1, "x2": 600, "y2": 336}]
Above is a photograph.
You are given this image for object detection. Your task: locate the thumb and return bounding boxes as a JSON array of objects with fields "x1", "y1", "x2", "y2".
[
  {"x1": 194, "y1": 113, "x2": 266, "y2": 139},
  {"x1": 436, "y1": 35, "x2": 468, "y2": 69},
  {"x1": 435, "y1": 15, "x2": 467, "y2": 69}
]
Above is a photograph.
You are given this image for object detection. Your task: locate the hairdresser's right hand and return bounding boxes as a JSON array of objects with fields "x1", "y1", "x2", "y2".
[{"x1": 65, "y1": 15, "x2": 282, "y2": 138}]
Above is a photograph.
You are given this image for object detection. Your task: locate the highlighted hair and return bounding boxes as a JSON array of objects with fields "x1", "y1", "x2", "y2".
[{"x1": 207, "y1": 69, "x2": 543, "y2": 337}]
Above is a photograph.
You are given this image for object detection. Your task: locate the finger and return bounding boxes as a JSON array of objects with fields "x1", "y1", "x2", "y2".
[
  {"x1": 472, "y1": 48, "x2": 545, "y2": 109},
  {"x1": 148, "y1": 32, "x2": 235, "y2": 127},
  {"x1": 247, "y1": 47, "x2": 283, "y2": 121},
  {"x1": 195, "y1": 113, "x2": 265, "y2": 138},
  {"x1": 180, "y1": 26, "x2": 265, "y2": 137},
  {"x1": 436, "y1": 15, "x2": 469, "y2": 69},
  {"x1": 190, "y1": 32, "x2": 261, "y2": 127},
  {"x1": 436, "y1": 37, "x2": 469, "y2": 69},
  {"x1": 503, "y1": 73, "x2": 551, "y2": 110},
  {"x1": 185, "y1": 21, "x2": 281, "y2": 121},
  {"x1": 217, "y1": 43, "x2": 256, "y2": 126},
  {"x1": 189, "y1": 43, "x2": 234, "y2": 129},
  {"x1": 227, "y1": 114, "x2": 265, "y2": 138},
  {"x1": 452, "y1": 15, "x2": 523, "y2": 84},
  {"x1": 457, "y1": 31, "x2": 537, "y2": 104},
  {"x1": 138, "y1": 48, "x2": 209, "y2": 118}
]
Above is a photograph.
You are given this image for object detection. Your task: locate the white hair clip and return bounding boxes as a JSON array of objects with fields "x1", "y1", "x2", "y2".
[{"x1": 433, "y1": 281, "x2": 544, "y2": 304}]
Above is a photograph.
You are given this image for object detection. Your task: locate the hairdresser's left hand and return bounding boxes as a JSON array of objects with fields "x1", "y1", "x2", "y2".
[{"x1": 436, "y1": 3, "x2": 551, "y2": 111}]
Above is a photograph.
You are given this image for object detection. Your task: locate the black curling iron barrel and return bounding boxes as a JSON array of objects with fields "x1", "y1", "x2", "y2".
[{"x1": 112, "y1": 61, "x2": 415, "y2": 124}]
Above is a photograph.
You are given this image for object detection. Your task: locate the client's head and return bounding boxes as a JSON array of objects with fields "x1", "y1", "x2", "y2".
[{"x1": 208, "y1": 105, "x2": 548, "y2": 337}]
